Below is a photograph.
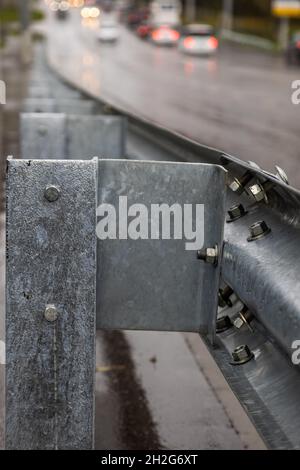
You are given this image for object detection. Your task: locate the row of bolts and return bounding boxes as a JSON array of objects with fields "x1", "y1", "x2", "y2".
[{"x1": 197, "y1": 165, "x2": 289, "y2": 365}]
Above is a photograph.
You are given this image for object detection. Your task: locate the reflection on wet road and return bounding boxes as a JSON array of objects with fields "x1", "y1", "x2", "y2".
[{"x1": 48, "y1": 10, "x2": 300, "y2": 187}]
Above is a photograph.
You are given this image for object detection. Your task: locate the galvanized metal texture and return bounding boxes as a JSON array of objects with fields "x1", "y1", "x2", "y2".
[
  {"x1": 20, "y1": 113, "x2": 127, "y2": 159},
  {"x1": 20, "y1": 113, "x2": 66, "y2": 159},
  {"x1": 6, "y1": 158, "x2": 97, "y2": 449},
  {"x1": 96, "y1": 159, "x2": 227, "y2": 341},
  {"x1": 22, "y1": 99, "x2": 96, "y2": 115},
  {"x1": 25, "y1": 52, "x2": 300, "y2": 447},
  {"x1": 208, "y1": 316, "x2": 300, "y2": 449}
]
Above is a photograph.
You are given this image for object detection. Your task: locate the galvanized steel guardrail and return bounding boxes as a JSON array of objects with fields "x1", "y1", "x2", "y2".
[{"x1": 5, "y1": 48, "x2": 300, "y2": 450}]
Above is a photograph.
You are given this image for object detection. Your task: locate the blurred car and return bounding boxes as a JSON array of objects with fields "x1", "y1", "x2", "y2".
[
  {"x1": 56, "y1": 9, "x2": 68, "y2": 20},
  {"x1": 151, "y1": 24, "x2": 180, "y2": 46},
  {"x1": 178, "y1": 24, "x2": 218, "y2": 56},
  {"x1": 286, "y1": 32, "x2": 300, "y2": 65},
  {"x1": 127, "y1": 11, "x2": 143, "y2": 29},
  {"x1": 136, "y1": 21, "x2": 152, "y2": 40},
  {"x1": 97, "y1": 22, "x2": 120, "y2": 42},
  {"x1": 55, "y1": 1, "x2": 70, "y2": 20}
]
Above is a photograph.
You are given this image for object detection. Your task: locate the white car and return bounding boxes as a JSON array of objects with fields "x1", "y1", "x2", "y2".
[
  {"x1": 151, "y1": 24, "x2": 180, "y2": 46},
  {"x1": 97, "y1": 22, "x2": 120, "y2": 42},
  {"x1": 178, "y1": 24, "x2": 218, "y2": 56}
]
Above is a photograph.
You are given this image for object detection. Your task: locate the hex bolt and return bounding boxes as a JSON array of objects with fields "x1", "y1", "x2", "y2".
[
  {"x1": 218, "y1": 285, "x2": 234, "y2": 308},
  {"x1": 248, "y1": 182, "x2": 267, "y2": 203},
  {"x1": 228, "y1": 171, "x2": 253, "y2": 195},
  {"x1": 197, "y1": 245, "x2": 218, "y2": 266},
  {"x1": 44, "y1": 305, "x2": 58, "y2": 323},
  {"x1": 233, "y1": 306, "x2": 254, "y2": 332},
  {"x1": 227, "y1": 203, "x2": 247, "y2": 223},
  {"x1": 38, "y1": 125, "x2": 47, "y2": 136},
  {"x1": 247, "y1": 220, "x2": 271, "y2": 242},
  {"x1": 44, "y1": 185, "x2": 60, "y2": 202},
  {"x1": 231, "y1": 345, "x2": 254, "y2": 365},
  {"x1": 216, "y1": 315, "x2": 232, "y2": 333}
]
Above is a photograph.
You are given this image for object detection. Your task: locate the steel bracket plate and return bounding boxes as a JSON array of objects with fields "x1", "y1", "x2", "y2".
[
  {"x1": 20, "y1": 113, "x2": 127, "y2": 159},
  {"x1": 96, "y1": 159, "x2": 227, "y2": 341}
]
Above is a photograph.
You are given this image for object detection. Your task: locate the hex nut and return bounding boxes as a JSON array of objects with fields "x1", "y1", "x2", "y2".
[
  {"x1": 227, "y1": 203, "x2": 247, "y2": 223},
  {"x1": 44, "y1": 305, "x2": 58, "y2": 323},
  {"x1": 218, "y1": 286, "x2": 234, "y2": 308},
  {"x1": 247, "y1": 220, "x2": 271, "y2": 242},
  {"x1": 44, "y1": 185, "x2": 60, "y2": 202},
  {"x1": 248, "y1": 183, "x2": 266, "y2": 202},
  {"x1": 229, "y1": 178, "x2": 243, "y2": 195},
  {"x1": 197, "y1": 245, "x2": 218, "y2": 265},
  {"x1": 233, "y1": 316, "x2": 244, "y2": 329},
  {"x1": 231, "y1": 345, "x2": 254, "y2": 365},
  {"x1": 216, "y1": 315, "x2": 232, "y2": 333},
  {"x1": 206, "y1": 247, "x2": 218, "y2": 264}
]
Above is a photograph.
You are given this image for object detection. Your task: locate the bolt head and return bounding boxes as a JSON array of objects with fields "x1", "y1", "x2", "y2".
[
  {"x1": 233, "y1": 316, "x2": 244, "y2": 329},
  {"x1": 248, "y1": 220, "x2": 270, "y2": 241},
  {"x1": 38, "y1": 125, "x2": 47, "y2": 136},
  {"x1": 197, "y1": 246, "x2": 218, "y2": 265},
  {"x1": 206, "y1": 247, "x2": 218, "y2": 265},
  {"x1": 229, "y1": 178, "x2": 243, "y2": 194},
  {"x1": 44, "y1": 185, "x2": 60, "y2": 202},
  {"x1": 216, "y1": 315, "x2": 232, "y2": 333},
  {"x1": 249, "y1": 183, "x2": 265, "y2": 202},
  {"x1": 227, "y1": 203, "x2": 246, "y2": 222},
  {"x1": 231, "y1": 345, "x2": 254, "y2": 365},
  {"x1": 44, "y1": 305, "x2": 58, "y2": 322}
]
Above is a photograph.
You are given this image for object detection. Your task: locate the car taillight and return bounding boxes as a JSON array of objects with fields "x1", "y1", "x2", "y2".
[
  {"x1": 170, "y1": 29, "x2": 180, "y2": 41},
  {"x1": 152, "y1": 29, "x2": 161, "y2": 40},
  {"x1": 208, "y1": 36, "x2": 218, "y2": 49},
  {"x1": 183, "y1": 36, "x2": 196, "y2": 49},
  {"x1": 296, "y1": 40, "x2": 300, "y2": 49}
]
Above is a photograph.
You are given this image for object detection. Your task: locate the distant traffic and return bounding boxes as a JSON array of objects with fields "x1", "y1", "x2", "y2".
[{"x1": 125, "y1": 0, "x2": 219, "y2": 55}]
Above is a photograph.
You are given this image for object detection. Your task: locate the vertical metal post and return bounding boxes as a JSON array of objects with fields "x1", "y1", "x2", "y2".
[
  {"x1": 185, "y1": 0, "x2": 196, "y2": 23},
  {"x1": 18, "y1": 0, "x2": 32, "y2": 64},
  {"x1": 222, "y1": 0, "x2": 234, "y2": 33},
  {"x1": 278, "y1": 17, "x2": 290, "y2": 50},
  {"x1": 18, "y1": 0, "x2": 30, "y2": 31},
  {"x1": 6, "y1": 158, "x2": 97, "y2": 449}
]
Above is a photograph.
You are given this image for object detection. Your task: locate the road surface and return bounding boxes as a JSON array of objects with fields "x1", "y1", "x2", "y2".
[{"x1": 46, "y1": 10, "x2": 300, "y2": 187}]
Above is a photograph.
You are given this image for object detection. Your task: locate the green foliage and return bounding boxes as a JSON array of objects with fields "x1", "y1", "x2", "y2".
[
  {"x1": 0, "y1": 7, "x2": 19, "y2": 24},
  {"x1": 31, "y1": 9, "x2": 45, "y2": 22},
  {"x1": 0, "y1": 7, "x2": 44, "y2": 24}
]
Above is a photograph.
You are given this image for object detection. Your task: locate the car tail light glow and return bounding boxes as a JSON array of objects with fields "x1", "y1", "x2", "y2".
[
  {"x1": 170, "y1": 29, "x2": 180, "y2": 41},
  {"x1": 208, "y1": 36, "x2": 218, "y2": 49},
  {"x1": 183, "y1": 36, "x2": 196, "y2": 49},
  {"x1": 152, "y1": 27, "x2": 179, "y2": 41},
  {"x1": 152, "y1": 29, "x2": 161, "y2": 40}
]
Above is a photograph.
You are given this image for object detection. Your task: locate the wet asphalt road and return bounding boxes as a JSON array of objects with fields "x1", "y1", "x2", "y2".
[{"x1": 47, "y1": 10, "x2": 300, "y2": 187}]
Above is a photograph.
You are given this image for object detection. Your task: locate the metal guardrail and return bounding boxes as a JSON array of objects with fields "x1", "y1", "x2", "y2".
[
  {"x1": 21, "y1": 114, "x2": 127, "y2": 159},
  {"x1": 5, "y1": 47, "x2": 300, "y2": 450}
]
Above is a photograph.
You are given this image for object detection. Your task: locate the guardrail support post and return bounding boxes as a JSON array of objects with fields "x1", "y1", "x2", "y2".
[{"x1": 6, "y1": 158, "x2": 97, "y2": 449}]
